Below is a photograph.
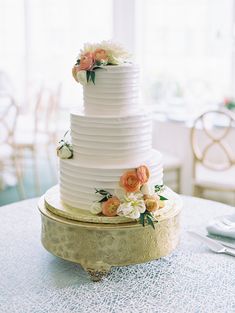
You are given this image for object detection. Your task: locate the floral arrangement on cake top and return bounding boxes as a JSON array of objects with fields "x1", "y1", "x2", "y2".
[
  {"x1": 90, "y1": 165, "x2": 168, "y2": 229},
  {"x1": 72, "y1": 40, "x2": 130, "y2": 85}
]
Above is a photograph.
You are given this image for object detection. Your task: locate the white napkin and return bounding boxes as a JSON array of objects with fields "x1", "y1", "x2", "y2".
[{"x1": 206, "y1": 214, "x2": 235, "y2": 239}]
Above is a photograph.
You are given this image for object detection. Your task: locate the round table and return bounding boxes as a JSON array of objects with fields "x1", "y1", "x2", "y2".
[{"x1": 0, "y1": 196, "x2": 235, "y2": 313}]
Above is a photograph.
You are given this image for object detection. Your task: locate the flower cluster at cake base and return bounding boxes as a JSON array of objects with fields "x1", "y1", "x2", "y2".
[
  {"x1": 90, "y1": 165, "x2": 168, "y2": 229},
  {"x1": 72, "y1": 40, "x2": 130, "y2": 85},
  {"x1": 56, "y1": 130, "x2": 73, "y2": 159}
]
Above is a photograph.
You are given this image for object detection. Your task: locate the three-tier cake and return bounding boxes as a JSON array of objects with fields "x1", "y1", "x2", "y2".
[{"x1": 38, "y1": 41, "x2": 182, "y2": 281}]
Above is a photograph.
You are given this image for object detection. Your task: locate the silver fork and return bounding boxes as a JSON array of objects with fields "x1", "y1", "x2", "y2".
[
  {"x1": 188, "y1": 231, "x2": 235, "y2": 257},
  {"x1": 208, "y1": 237, "x2": 235, "y2": 250}
]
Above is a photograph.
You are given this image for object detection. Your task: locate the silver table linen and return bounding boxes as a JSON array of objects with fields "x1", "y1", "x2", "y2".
[{"x1": 0, "y1": 196, "x2": 235, "y2": 313}]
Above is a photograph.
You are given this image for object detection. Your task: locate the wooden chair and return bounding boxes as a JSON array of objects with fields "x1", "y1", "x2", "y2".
[
  {"x1": 15, "y1": 84, "x2": 61, "y2": 195},
  {"x1": 0, "y1": 93, "x2": 25, "y2": 199},
  {"x1": 191, "y1": 109, "x2": 235, "y2": 203}
]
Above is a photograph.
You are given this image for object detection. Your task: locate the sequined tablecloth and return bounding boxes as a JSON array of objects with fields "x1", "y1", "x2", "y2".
[{"x1": 0, "y1": 196, "x2": 235, "y2": 313}]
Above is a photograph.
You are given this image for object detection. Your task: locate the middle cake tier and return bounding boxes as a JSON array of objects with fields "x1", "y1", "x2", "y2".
[{"x1": 70, "y1": 109, "x2": 152, "y2": 166}]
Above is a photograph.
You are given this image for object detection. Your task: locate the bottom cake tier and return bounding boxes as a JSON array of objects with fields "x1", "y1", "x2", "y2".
[{"x1": 59, "y1": 149, "x2": 163, "y2": 210}]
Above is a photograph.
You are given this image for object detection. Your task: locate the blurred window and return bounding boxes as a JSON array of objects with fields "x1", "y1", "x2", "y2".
[
  {"x1": 0, "y1": 0, "x2": 113, "y2": 107},
  {"x1": 140, "y1": 0, "x2": 234, "y2": 117},
  {"x1": 0, "y1": 0, "x2": 234, "y2": 118}
]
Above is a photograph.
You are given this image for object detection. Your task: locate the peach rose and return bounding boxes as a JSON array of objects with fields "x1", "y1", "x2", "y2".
[
  {"x1": 94, "y1": 48, "x2": 109, "y2": 63},
  {"x1": 72, "y1": 65, "x2": 79, "y2": 82},
  {"x1": 143, "y1": 195, "x2": 160, "y2": 212},
  {"x1": 120, "y1": 170, "x2": 141, "y2": 193},
  {"x1": 102, "y1": 196, "x2": 120, "y2": 217},
  {"x1": 79, "y1": 52, "x2": 94, "y2": 71},
  {"x1": 136, "y1": 165, "x2": 150, "y2": 185}
]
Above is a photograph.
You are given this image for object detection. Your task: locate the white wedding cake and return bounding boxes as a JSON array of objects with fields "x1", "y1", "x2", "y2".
[{"x1": 57, "y1": 41, "x2": 179, "y2": 227}]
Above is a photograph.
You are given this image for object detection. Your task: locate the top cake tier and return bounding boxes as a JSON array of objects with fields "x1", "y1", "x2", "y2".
[{"x1": 83, "y1": 64, "x2": 140, "y2": 116}]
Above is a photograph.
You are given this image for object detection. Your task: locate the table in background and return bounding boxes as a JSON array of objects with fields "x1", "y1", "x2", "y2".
[{"x1": 0, "y1": 197, "x2": 235, "y2": 313}]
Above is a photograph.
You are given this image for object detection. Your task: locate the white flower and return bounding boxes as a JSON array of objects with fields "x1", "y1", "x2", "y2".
[
  {"x1": 90, "y1": 202, "x2": 102, "y2": 215},
  {"x1": 78, "y1": 40, "x2": 130, "y2": 65},
  {"x1": 79, "y1": 42, "x2": 98, "y2": 56},
  {"x1": 125, "y1": 192, "x2": 143, "y2": 202},
  {"x1": 117, "y1": 192, "x2": 146, "y2": 219},
  {"x1": 114, "y1": 189, "x2": 143, "y2": 202},
  {"x1": 97, "y1": 40, "x2": 130, "y2": 63},
  {"x1": 117, "y1": 201, "x2": 145, "y2": 219},
  {"x1": 57, "y1": 145, "x2": 73, "y2": 159},
  {"x1": 140, "y1": 183, "x2": 155, "y2": 196},
  {"x1": 76, "y1": 70, "x2": 87, "y2": 85},
  {"x1": 107, "y1": 54, "x2": 120, "y2": 65},
  {"x1": 117, "y1": 202, "x2": 139, "y2": 219}
]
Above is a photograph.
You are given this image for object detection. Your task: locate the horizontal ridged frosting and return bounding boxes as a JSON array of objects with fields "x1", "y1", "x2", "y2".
[
  {"x1": 70, "y1": 109, "x2": 152, "y2": 165},
  {"x1": 59, "y1": 63, "x2": 165, "y2": 212},
  {"x1": 59, "y1": 149, "x2": 163, "y2": 210},
  {"x1": 83, "y1": 64, "x2": 140, "y2": 116}
]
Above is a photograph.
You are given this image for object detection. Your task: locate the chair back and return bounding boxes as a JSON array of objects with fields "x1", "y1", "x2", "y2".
[
  {"x1": 191, "y1": 110, "x2": 235, "y2": 173},
  {"x1": 0, "y1": 93, "x2": 18, "y2": 146},
  {"x1": 0, "y1": 71, "x2": 14, "y2": 95},
  {"x1": 33, "y1": 84, "x2": 61, "y2": 144}
]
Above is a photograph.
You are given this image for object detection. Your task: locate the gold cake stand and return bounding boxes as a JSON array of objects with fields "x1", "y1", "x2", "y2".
[{"x1": 38, "y1": 186, "x2": 181, "y2": 281}]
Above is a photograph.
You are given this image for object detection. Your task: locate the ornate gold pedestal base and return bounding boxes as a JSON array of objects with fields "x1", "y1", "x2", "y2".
[{"x1": 38, "y1": 192, "x2": 181, "y2": 282}]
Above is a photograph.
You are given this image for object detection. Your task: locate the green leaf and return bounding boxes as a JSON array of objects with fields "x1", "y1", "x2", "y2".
[
  {"x1": 95, "y1": 189, "x2": 106, "y2": 195},
  {"x1": 95, "y1": 189, "x2": 112, "y2": 197},
  {"x1": 86, "y1": 70, "x2": 91, "y2": 82},
  {"x1": 90, "y1": 71, "x2": 95, "y2": 84},
  {"x1": 159, "y1": 195, "x2": 168, "y2": 201},
  {"x1": 98, "y1": 196, "x2": 109, "y2": 203},
  {"x1": 227, "y1": 103, "x2": 235, "y2": 110},
  {"x1": 155, "y1": 184, "x2": 164, "y2": 193},
  {"x1": 63, "y1": 130, "x2": 70, "y2": 137},
  {"x1": 146, "y1": 215, "x2": 155, "y2": 229},
  {"x1": 139, "y1": 213, "x2": 145, "y2": 227}
]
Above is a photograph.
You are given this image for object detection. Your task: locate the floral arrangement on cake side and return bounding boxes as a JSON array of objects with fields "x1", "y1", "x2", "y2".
[
  {"x1": 56, "y1": 130, "x2": 73, "y2": 159},
  {"x1": 91, "y1": 165, "x2": 168, "y2": 229},
  {"x1": 72, "y1": 40, "x2": 130, "y2": 85}
]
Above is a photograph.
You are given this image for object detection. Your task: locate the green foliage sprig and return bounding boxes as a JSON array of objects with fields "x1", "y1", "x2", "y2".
[
  {"x1": 95, "y1": 189, "x2": 112, "y2": 203},
  {"x1": 155, "y1": 184, "x2": 168, "y2": 201},
  {"x1": 139, "y1": 211, "x2": 156, "y2": 229},
  {"x1": 75, "y1": 58, "x2": 106, "y2": 85},
  {"x1": 57, "y1": 130, "x2": 73, "y2": 158},
  {"x1": 86, "y1": 71, "x2": 96, "y2": 84}
]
